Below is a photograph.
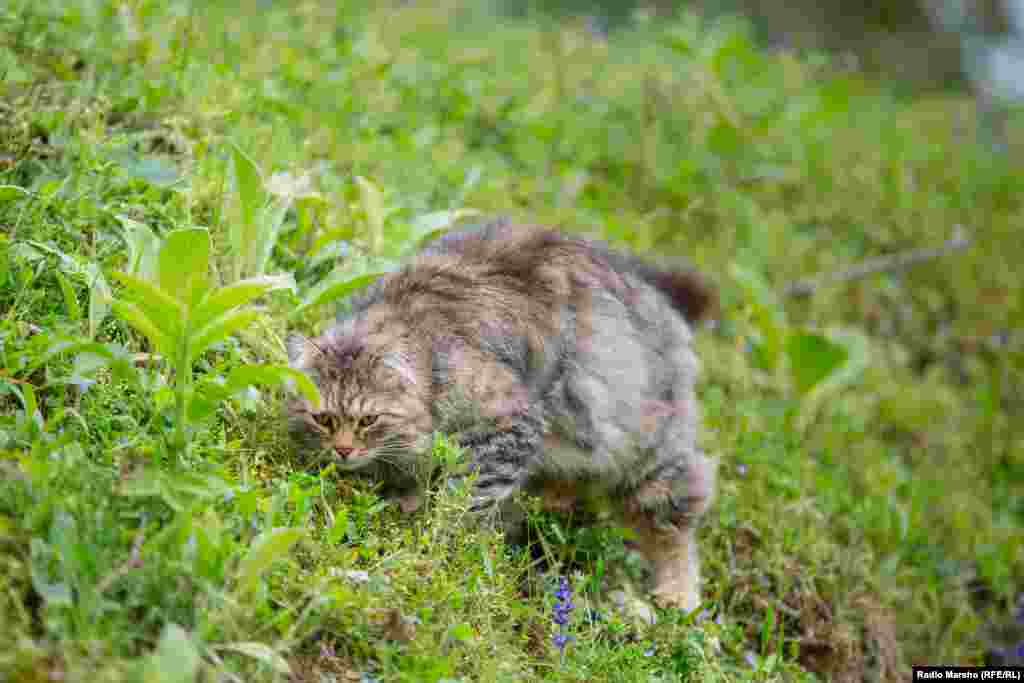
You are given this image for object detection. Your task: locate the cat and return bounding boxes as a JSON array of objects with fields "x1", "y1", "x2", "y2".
[{"x1": 286, "y1": 221, "x2": 717, "y2": 611}]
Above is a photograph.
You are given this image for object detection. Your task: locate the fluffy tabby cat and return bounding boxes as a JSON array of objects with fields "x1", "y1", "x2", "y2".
[{"x1": 287, "y1": 221, "x2": 717, "y2": 610}]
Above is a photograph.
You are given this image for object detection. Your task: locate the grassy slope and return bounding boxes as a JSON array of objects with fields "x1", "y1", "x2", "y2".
[{"x1": 1, "y1": 1, "x2": 1022, "y2": 681}]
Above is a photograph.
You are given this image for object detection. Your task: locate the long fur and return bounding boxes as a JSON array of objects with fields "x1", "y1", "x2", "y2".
[{"x1": 288, "y1": 222, "x2": 717, "y2": 610}]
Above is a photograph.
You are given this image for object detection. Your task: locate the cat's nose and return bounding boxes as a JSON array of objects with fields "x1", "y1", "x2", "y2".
[{"x1": 334, "y1": 446, "x2": 354, "y2": 459}]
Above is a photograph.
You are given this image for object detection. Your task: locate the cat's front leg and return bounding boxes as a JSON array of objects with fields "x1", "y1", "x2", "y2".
[{"x1": 456, "y1": 412, "x2": 543, "y2": 515}]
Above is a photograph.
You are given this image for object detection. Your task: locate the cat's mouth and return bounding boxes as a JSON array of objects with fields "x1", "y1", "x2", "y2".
[{"x1": 330, "y1": 446, "x2": 373, "y2": 470}]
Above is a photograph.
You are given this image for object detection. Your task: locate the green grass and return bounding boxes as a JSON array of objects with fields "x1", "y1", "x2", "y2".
[{"x1": 2, "y1": 1, "x2": 1023, "y2": 681}]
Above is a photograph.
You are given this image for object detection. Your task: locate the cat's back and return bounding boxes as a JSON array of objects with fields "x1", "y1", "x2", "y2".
[{"x1": 415, "y1": 221, "x2": 715, "y2": 325}]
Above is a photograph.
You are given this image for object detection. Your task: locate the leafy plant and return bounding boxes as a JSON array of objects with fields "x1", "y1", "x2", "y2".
[
  {"x1": 227, "y1": 145, "x2": 317, "y2": 283},
  {"x1": 730, "y1": 261, "x2": 869, "y2": 427},
  {"x1": 109, "y1": 226, "x2": 319, "y2": 458},
  {"x1": 296, "y1": 174, "x2": 479, "y2": 315}
]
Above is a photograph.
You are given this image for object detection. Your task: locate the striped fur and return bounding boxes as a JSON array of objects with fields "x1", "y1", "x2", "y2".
[{"x1": 287, "y1": 222, "x2": 717, "y2": 611}]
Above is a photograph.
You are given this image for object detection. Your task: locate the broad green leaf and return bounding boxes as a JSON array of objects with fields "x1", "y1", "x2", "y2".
[
  {"x1": 309, "y1": 226, "x2": 354, "y2": 259},
  {"x1": 295, "y1": 272, "x2": 384, "y2": 314},
  {"x1": 295, "y1": 194, "x2": 327, "y2": 240},
  {"x1": 29, "y1": 539, "x2": 72, "y2": 607},
  {"x1": 117, "y1": 153, "x2": 180, "y2": 188},
  {"x1": 111, "y1": 300, "x2": 176, "y2": 360},
  {"x1": 88, "y1": 268, "x2": 112, "y2": 340},
  {"x1": 355, "y1": 175, "x2": 387, "y2": 254},
  {"x1": 111, "y1": 272, "x2": 184, "y2": 342},
  {"x1": 67, "y1": 342, "x2": 138, "y2": 388},
  {"x1": 235, "y1": 527, "x2": 304, "y2": 595},
  {"x1": 815, "y1": 328, "x2": 869, "y2": 390},
  {"x1": 448, "y1": 622, "x2": 474, "y2": 642},
  {"x1": 254, "y1": 197, "x2": 291, "y2": 276},
  {"x1": 216, "y1": 642, "x2": 292, "y2": 675},
  {"x1": 729, "y1": 262, "x2": 785, "y2": 371},
  {"x1": 168, "y1": 470, "x2": 234, "y2": 501},
  {"x1": 707, "y1": 119, "x2": 743, "y2": 159},
  {"x1": 224, "y1": 364, "x2": 321, "y2": 407},
  {"x1": 408, "y1": 208, "x2": 481, "y2": 248},
  {"x1": 233, "y1": 145, "x2": 263, "y2": 233},
  {"x1": 187, "y1": 380, "x2": 231, "y2": 422},
  {"x1": 0, "y1": 185, "x2": 30, "y2": 203},
  {"x1": 118, "y1": 468, "x2": 169, "y2": 500},
  {"x1": 55, "y1": 271, "x2": 81, "y2": 322},
  {"x1": 143, "y1": 623, "x2": 200, "y2": 683},
  {"x1": 158, "y1": 228, "x2": 210, "y2": 308},
  {"x1": 659, "y1": 30, "x2": 694, "y2": 56},
  {"x1": 116, "y1": 214, "x2": 161, "y2": 281},
  {"x1": 785, "y1": 331, "x2": 849, "y2": 397},
  {"x1": 18, "y1": 384, "x2": 39, "y2": 425},
  {"x1": 187, "y1": 309, "x2": 259, "y2": 362},
  {"x1": 327, "y1": 507, "x2": 349, "y2": 544},
  {"x1": 32, "y1": 340, "x2": 111, "y2": 381},
  {"x1": 191, "y1": 274, "x2": 295, "y2": 333},
  {"x1": 797, "y1": 328, "x2": 870, "y2": 431},
  {"x1": 231, "y1": 145, "x2": 264, "y2": 279},
  {"x1": 295, "y1": 254, "x2": 395, "y2": 315},
  {"x1": 120, "y1": 469, "x2": 231, "y2": 511}
]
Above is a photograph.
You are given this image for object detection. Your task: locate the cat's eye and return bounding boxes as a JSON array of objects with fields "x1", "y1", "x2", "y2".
[
  {"x1": 313, "y1": 413, "x2": 337, "y2": 430},
  {"x1": 358, "y1": 415, "x2": 378, "y2": 429}
]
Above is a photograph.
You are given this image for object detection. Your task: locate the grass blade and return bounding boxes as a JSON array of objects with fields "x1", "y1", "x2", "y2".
[
  {"x1": 215, "y1": 642, "x2": 292, "y2": 676},
  {"x1": 224, "y1": 363, "x2": 321, "y2": 407},
  {"x1": 355, "y1": 175, "x2": 386, "y2": 254},
  {"x1": 235, "y1": 527, "x2": 303, "y2": 596},
  {"x1": 54, "y1": 271, "x2": 81, "y2": 322}
]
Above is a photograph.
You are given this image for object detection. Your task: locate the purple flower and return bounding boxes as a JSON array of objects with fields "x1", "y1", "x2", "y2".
[
  {"x1": 552, "y1": 576, "x2": 575, "y2": 652},
  {"x1": 555, "y1": 576, "x2": 572, "y2": 602}
]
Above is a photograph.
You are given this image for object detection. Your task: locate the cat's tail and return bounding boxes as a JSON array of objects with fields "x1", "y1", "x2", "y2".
[
  {"x1": 585, "y1": 244, "x2": 718, "y2": 324},
  {"x1": 631, "y1": 261, "x2": 717, "y2": 324}
]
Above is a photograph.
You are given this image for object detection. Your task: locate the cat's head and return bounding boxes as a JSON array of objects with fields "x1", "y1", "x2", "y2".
[{"x1": 285, "y1": 319, "x2": 432, "y2": 473}]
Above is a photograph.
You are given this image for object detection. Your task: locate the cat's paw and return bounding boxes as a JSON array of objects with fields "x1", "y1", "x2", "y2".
[
  {"x1": 609, "y1": 589, "x2": 658, "y2": 626},
  {"x1": 650, "y1": 585, "x2": 700, "y2": 613}
]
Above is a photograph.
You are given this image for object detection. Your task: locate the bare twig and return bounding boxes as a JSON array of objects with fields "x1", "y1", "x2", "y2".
[{"x1": 783, "y1": 226, "x2": 972, "y2": 298}]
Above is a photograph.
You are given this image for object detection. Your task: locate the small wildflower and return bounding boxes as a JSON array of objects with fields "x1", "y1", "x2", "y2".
[
  {"x1": 736, "y1": 463, "x2": 747, "y2": 477},
  {"x1": 551, "y1": 575, "x2": 575, "y2": 653}
]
